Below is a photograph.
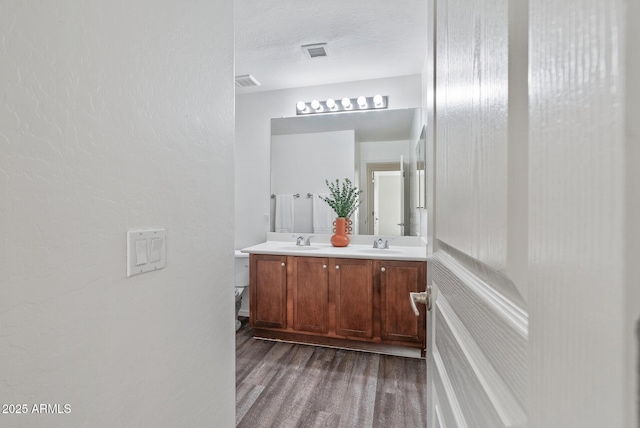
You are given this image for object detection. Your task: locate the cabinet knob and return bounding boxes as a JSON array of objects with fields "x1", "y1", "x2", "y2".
[
  {"x1": 335, "y1": 265, "x2": 340, "y2": 270},
  {"x1": 281, "y1": 262, "x2": 285, "y2": 267},
  {"x1": 323, "y1": 264, "x2": 327, "y2": 269},
  {"x1": 381, "y1": 267, "x2": 386, "y2": 272}
]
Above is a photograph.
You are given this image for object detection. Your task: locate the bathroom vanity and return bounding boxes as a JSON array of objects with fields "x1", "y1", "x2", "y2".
[{"x1": 242, "y1": 237, "x2": 427, "y2": 358}]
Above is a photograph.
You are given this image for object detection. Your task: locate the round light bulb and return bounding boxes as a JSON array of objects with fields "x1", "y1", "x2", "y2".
[
  {"x1": 341, "y1": 97, "x2": 351, "y2": 108},
  {"x1": 357, "y1": 96, "x2": 367, "y2": 107},
  {"x1": 311, "y1": 99, "x2": 321, "y2": 110},
  {"x1": 296, "y1": 101, "x2": 307, "y2": 112},
  {"x1": 326, "y1": 98, "x2": 336, "y2": 109},
  {"x1": 373, "y1": 94, "x2": 383, "y2": 106}
]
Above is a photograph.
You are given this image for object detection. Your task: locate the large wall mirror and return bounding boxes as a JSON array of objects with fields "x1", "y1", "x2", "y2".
[{"x1": 270, "y1": 108, "x2": 426, "y2": 237}]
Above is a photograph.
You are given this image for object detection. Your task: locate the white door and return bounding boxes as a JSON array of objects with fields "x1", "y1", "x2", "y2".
[
  {"x1": 370, "y1": 159, "x2": 405, "y2": 236},
  {"x1": 423, "y1": 0, "x2": 529, "y2": 426},
  {"x1": 424, "y1": 0, "x2": 637, "y2": 427},
  {"x1": 372, "y1": 170, "x2": 401, "y2": 235}
]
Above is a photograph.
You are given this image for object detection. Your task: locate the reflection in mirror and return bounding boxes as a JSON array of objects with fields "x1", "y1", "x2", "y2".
[
  {"x1": 270, "y1": 108, "x2": 425, "y2": 237},
  {"x1": 416, "y1": 125, "x2": 427, "y2": 210}
]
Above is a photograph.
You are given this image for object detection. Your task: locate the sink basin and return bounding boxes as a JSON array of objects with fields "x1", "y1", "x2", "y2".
[
  {"x1": 356, "y1": 249, "x2": 403, "y2": 255},
  {"x1": 276, "y1": 246, "x2": 320, "y2": 251}
]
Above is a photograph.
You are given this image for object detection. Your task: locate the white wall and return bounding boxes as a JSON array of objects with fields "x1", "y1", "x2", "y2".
[
  {"x1": 0, "y1": 2, "x2": 235, "y2": 427},
  {"x1": 235, "y1": 75, "x2": 422, "y2": 249}
]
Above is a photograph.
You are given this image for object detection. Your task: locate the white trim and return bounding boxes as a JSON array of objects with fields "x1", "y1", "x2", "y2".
[
  {"x1": 433, "y1": 252, "x2": 528, "y2": 338},
  {"x1": 433, "y1": 343, "x2": 468, "y2": 428},
  {"x1": 437, "y1": 293, "x2": 527, "y2": 426}
]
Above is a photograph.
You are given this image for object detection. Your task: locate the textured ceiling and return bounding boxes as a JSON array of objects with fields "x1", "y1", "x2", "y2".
[{"x1": 235, "y1": 0, "x2": 427, "y2": 93}]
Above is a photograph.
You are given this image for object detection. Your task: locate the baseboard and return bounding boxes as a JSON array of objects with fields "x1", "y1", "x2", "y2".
[{"x1": 253, "y1": 328, "x2": 424, "y2": 359}]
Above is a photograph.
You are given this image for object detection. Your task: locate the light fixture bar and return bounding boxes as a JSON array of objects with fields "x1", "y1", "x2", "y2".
[{"x1": 296, "y1": 95, "x2": 388, "y2": 115}]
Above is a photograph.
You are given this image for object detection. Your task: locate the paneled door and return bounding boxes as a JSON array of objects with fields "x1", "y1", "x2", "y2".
[
  {"x1": 424, "y1": 0, "x2": 529, "y2": 426},
  {"x1": 424, "y1": 0, "x2": 636, "y2": 426}
]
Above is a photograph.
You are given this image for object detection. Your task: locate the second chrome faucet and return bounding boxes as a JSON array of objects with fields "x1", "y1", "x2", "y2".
[{"x1": 373, "y1": 238, "x2": 389, "y2": 249}]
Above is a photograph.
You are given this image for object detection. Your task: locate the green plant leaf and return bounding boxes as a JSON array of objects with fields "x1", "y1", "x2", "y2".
[{"x1": 319, "y1": 178, "x2": 363, "y2": 218}]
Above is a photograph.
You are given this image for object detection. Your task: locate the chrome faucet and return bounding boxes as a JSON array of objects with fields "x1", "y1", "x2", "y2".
[
  {"x1": 373, "y1": 238, "x2": 389, "y2": 249},
  {"x1": 296, "y1": 236, "x2": 313, "y2": 246}
]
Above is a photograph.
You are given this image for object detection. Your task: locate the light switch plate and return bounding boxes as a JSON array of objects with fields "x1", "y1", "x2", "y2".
[{"x1": 127, "y1": 229, "x2": 167, "y2": 277}]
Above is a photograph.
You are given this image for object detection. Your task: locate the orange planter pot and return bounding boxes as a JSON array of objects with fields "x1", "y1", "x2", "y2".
[{"x1": 331, "y1": 217, "x2": 350, "y2": 247}]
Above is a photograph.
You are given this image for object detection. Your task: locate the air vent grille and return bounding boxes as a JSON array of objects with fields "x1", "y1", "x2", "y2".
[
  {"x1": 302, "y1": 43, "x2": 328, "y2": 58},
  {"x1": 235, "y1": 74, "x2": 261, "y2": 88}
]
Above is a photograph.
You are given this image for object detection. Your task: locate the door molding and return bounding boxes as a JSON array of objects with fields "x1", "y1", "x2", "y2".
[
  {"x1": 429, "y1": 251, "x2": 528, "y2": 427},
  {"x1": 437, "y1": 292, "x2": 526, "y2": 426},
  {"x1": 433, "y1": 250, "x2": 527, "y2": 338},
  {"x1": 432, "y1": 341, "x2": 469, "y2": 428}
]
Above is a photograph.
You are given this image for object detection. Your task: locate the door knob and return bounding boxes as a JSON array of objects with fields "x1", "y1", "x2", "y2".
[{"x1": 409, "y1": 285, "x2": 432, "y2": 315}]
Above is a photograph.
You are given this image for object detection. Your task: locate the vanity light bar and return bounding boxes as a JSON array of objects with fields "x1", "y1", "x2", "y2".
[{"x1": 296, "y1": 95, "x2": 388, "y2": 115}]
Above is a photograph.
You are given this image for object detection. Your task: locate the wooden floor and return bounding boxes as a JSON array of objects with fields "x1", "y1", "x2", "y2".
[{"x1": 236, "y1": 319, "x2": 427, "y2": 428}]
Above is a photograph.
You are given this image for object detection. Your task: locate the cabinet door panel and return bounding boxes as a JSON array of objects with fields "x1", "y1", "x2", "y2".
[
  {"x1": 291, "y1": 257, "x2": 329, "y2": 333},
  {"x1": 334, "y1": 258, "x2": 374, "y2": 338},
  {"x1": 379, "y1": 261, "x2": 426, "y2": 343},
  {"x1": 250, "y1": 254, "x2": 287, "y2": 329}
]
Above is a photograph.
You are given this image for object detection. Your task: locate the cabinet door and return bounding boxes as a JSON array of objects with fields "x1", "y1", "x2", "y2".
[
  {"x1": 290, "y1": 256, "x2": 330, "y2": 333},
  {"x1": 250, "y1": 254, "x2": 287, "y2": 329},
  {"x1": 378, "y1": 260, "x2": 426, "y2": 344},
  {"x1": 333, "y1": 258, "x2": 374, "y2": 338}
]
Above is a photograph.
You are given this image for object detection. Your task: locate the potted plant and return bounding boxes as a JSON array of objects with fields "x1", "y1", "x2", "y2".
[{"x1": 320, "y1": 178, "x2": 362, "y2": 247}]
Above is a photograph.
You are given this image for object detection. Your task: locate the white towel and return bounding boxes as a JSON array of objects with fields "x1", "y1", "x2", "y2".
[
  {"x1": 313, "y1": 194, "x2": 335, "y2": 234},
  {"x1": 275, "y1": 194, "x2": 295, "y2": 233}
]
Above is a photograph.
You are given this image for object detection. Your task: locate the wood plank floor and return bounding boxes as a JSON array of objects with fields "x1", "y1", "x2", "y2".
[{"x1": 236, "y1": 319, "x2": 426, "y2": 428}]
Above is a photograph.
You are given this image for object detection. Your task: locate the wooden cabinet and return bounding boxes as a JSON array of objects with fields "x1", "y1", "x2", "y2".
[
  {"x1": 250, "y1": 253, "x2": 426, "y2": 356},
  {"x1": 250, "y1": 254, "x2": 287, "y2": 329},
  {"x1": 289, "y1": 256, "x2": 373, "y2": 338},
  {"x1": 289, "y1": 256, "x2": 330, "y2": 333},
  {"x1": 333, "y1": 258, "x2": 374, "y2": 338},
  {"x1": 378, "y1": 260, "x2": 426, "y2": 344}
]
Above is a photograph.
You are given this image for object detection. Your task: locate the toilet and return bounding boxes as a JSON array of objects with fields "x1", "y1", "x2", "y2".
[{"x1": 234, "y1": 250, "x2": 250, "y2": 331}]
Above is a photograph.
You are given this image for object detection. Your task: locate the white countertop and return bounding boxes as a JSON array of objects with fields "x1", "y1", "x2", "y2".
[{"x1": 241, "y1": 236, "x2": 427, "y2": 261}]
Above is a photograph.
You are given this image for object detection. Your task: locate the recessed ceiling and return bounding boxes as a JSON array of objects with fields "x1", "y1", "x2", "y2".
[{"x1": 235, "y1": 0, "x2": 427, "y2": 94}]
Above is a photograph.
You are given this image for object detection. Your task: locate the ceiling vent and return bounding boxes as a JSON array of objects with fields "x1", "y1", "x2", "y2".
[
  {"x1": 302, "y1": 43, "x2": 328, "y2": 58},
  {"x1": 235, "y1": 74, "x2": 261, "y2": 88}
]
